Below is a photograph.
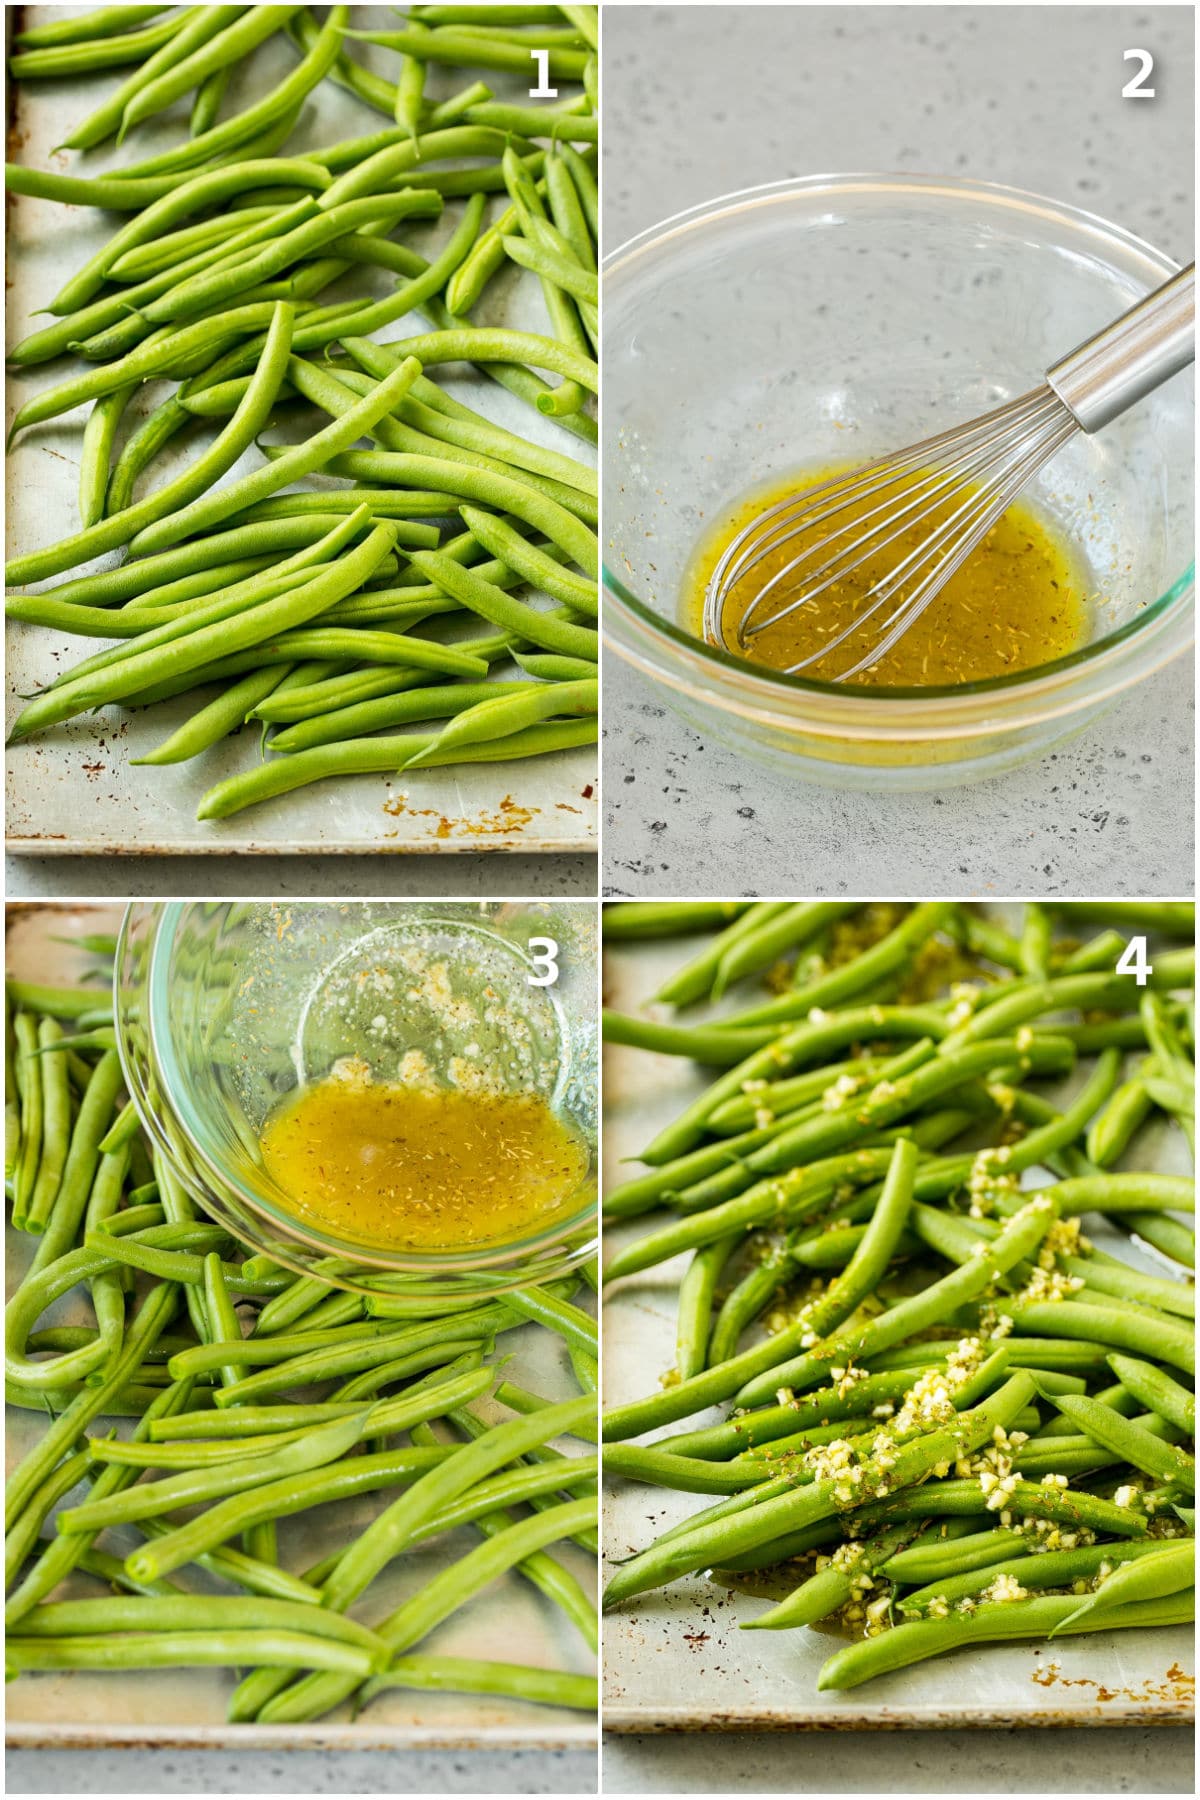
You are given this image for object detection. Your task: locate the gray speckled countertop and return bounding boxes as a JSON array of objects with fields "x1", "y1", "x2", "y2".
[
  {"x1": 603, "y1": 1725, "x2": 1194, "y2": 1794},
  {"x1": 4, "y1": 852, "x2": 597, "y2": 902},
  {"x1": 5, "y1": 1746, "x2": 597, "y2": 1795},
  {"x1": 602, "y1": 3, "x2": 1195, "y2": 897}
]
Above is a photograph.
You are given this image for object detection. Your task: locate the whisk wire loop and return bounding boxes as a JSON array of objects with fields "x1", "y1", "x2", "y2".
[{"x1": 704, "y1": 264, "x2": 1194, "y2": 682}]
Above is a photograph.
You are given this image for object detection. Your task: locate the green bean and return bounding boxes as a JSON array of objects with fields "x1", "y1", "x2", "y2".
[
  {"x1": 92, "y1": 4, "x2": 346, "y2": 172},
  {"x1": 719, "y1": 903, "x2": 957, "y2": 1032},
  {"x1": 1107, "y1": 1354, "x2": 1196, "y2": 1435},
  {"x1": 147, "y1": 193, "x2": 441, "y2": 326},
  {"x1": 604, "y1": 1374, "x2": 1038, "y2": 1608},
  {"x1": 410, "y1": 5, "x2": 566, "y2": 20},
  {"x1": 11, "y1": 522, "x2": 401, "y2": 741},
  {"x1": 5, "y1": 1285, "x2": 181, "y2": 1621},
  {"x1": 9, "y1": 12, "x2": 187, "y2": 78},
  {"x1": 710, "y1": 903, "x2": 854, "y2": 997},
  {"x1": 22, "y1": 1021, "x2": 71, "y2": 1236},
  {"x1": 817, "y1": 1591, "x2": 1192, "y2": 1689},
  {"x1": 503, "y1": 1289, "x2": 597, "y2": 1358},
  {"x1": 107, "y1": 208, "x2": 274, "y2": 282},
  {"x1": 1121, "y1": 1212, "x2": 1195, "y2": 1268},
  {"x1": 361, "y1": 1655, "x2": 596, "y2": 1711},
  {"x1": 10, "y1": 1015, "x2": 43, "y2": 1231},
  {"x1": 78, "y1": 386, "x2": 135, "y2": 529},
  {"x1": 606, "y1": 1193, "x2": 1057, "y2": 1440},
  {"x1": 28, "y1": 1051, "x2": 125, "y2": 1277},
  {"x1": 259, "y1": 1495, "x2": 594, "y2": 1723},
  {"x1": 332, "y1": 350, "x2": 595, "y2": 502},
  {"x1": 1051, "y1": 1541, "x2": 1195, "y2": 1632},
  {"x1": 60, "y1": 1410, "x2": 374, "y2": 1535},
  {"x1": 1087, "y1": 1063, "x2": 1157, "y2": 1166},
  {"x1": 6, "y1": 1630, "x2": 376, "y2": 1680},
  {"x1": 134, "y1": 668, "x2": 292, "y2": 766},
  {"x1": 1058, "y1": 929, "x2": 1130, "y2": 973},
  {"x1": 187, "y1": 61, "x2": 230, "y2": 135},
  {"x1": 557, "y1": 141, "x2": 598, "y2": 238},
  {"x1": 407, "y1": 678, "x2": 597, "y2": 762},
  {"x1": 637, "y1": 999, "x2": 952, "y2": 1167},
  {"x1": 1042, "y1": 1390, "x2": 1194, "y2": 1488},
  {"x1": 55, "y1": 158, "x2": 331, "y2": 320},
  {"x1": 4, "y1": 984, "x2": 107, "y2": 1019},
  {"x1": 1032, "y1": 1173, "x2": 1193, "y2": 1216},
  {"x1": 16, "y1": 1595, "x2": 383, "y2": 1658},
  {"x1": 195, "y1": 715, "x2": 595, "y2": 817},
  {"x1": 6, "y1": 301, "x2": 298, "y2": 586},
  {"x1": 345, "y1": 24, "x2": 588, "y2": 79},
  {"x1": 513, "y1": 650, "x2": 599, "y2": 680},
  {"x1": 1011, "y1": 1299, "x2": 1193, "y2": 1372},
  {"x1": 884, "y1": 1527, "x2": 1033, "y2": 1585},
  {"x1": 15, "y1": 5, "x2": 172, "y2": 49},
  {"x1": 51, "y1": 5, "x2": 238, "y2": 148},
  {"x1": 675, "y1": 1234, "x2": 740, "y2": 1381},
  {"x1": 118, "y1": 7, "x2": 306, "y2": 139},
  {"x1": 1056, "y1": 902, "x2": 1196, "y2": 938},
  {"x1": 269, "y1": 681, "x2": 537, "y2": 754},
  {"x1": 125, "y1": 357, "x2": 420, "y2": 558}
]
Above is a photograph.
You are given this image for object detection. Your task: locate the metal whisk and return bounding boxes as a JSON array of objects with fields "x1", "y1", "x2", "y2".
[{"x1": 704, "y1": 264, "x2": 1195, "y2": 681}]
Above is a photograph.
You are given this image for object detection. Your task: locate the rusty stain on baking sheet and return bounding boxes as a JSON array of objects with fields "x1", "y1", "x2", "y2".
[
  {"x1": 382, "y1": 792, "x2": 541, "y2": 837},
  {"x1": 1031, "y1": 1658, "x2": 1195, "y2": 1704}
]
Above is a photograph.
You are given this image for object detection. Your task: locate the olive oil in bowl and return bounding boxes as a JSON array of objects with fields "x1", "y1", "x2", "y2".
[
  {"x1": 260, "y1": 1068, "x2": 590, "y2": 1253},
  {"x1": 688, "y1": 466, "x2": 1090, "y2": 686}
]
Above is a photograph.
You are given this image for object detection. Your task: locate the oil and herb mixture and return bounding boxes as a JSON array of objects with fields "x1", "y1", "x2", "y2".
[
  {"x1": 260, "y1": 1062, "x2": 589, "y2": 1252},
  {"x1": 687, "y1": 465, "x2": 1090, "y2": 686}
]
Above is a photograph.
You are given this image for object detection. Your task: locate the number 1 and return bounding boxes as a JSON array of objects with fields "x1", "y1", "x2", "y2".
[{"x1": 529, "y1": 48, "x2": 558, "y2": 98}]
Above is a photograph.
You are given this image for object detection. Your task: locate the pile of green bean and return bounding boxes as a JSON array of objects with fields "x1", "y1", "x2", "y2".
[
  {"x1": 601, "y1": 901, "x2": 1195, "y2": 1692},
  {"x1": 5, "y1": 5, "x2": 598, "y2": 822},
  {"x1": 5, "y1": 927, "x2": 598, "y2": 1722}
]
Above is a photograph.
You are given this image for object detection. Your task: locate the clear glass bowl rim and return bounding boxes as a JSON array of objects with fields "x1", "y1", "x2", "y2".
[
  {"x1": 601, "y1": 171, "x2": 1195, "y2": 741},
  {"x1": 114, "y1": 901, "x2": 599, "y2": 1280}
]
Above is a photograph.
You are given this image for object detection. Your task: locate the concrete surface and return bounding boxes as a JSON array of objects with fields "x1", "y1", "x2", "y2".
[
  {"x1": 602, "y1": 1726, "x2": 1194, "y2": 1794},
  {"x1": 5, "y1": 1747, "x2": 597, "y2": 1795},
  {"x1": 5, "y1": 852, "x2": 597, "y2": 901},
  {"x1": 601, "y1": 4, "x2": 1195, "y2": 897}
]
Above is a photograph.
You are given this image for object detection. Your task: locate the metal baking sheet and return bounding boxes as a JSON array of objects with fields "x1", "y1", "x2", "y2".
[
  {"x1": 5, "y1": 8, "x2": 597, "y2": 855},
  {"x1": 601, "y1": 915, "x2": 1195, "y2": 1731},
  {"x1": 5, "y1": 902, "x2": 598, "y2": 1753}
]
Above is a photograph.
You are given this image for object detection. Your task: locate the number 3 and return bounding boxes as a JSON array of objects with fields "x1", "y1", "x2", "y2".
[
  {"x1": 528, "y1": 937, "x2": 560, "y2": 986},
  {"x1": 1122, "y1": 48, "x2": 1156, "y2": 97}
]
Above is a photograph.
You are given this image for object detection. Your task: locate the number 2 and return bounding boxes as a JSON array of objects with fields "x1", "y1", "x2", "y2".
[
  {"x1": 1122, "y1": 47, "x2": 1156, "y2": 98},
  {"x1": 528, "y1": 937, "x2": 560, "y2": 986}
]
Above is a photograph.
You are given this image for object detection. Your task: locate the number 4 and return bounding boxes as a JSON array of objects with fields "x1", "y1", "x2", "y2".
[
  {"x1": 1116, "y1": 935, "x2": 1153, "y2": 986},
  {"x1": 528, "y1": 937, "x2": 560, "y2": 986},
  {"x1": 1122, "y1": 48, "x2": 1156, "y2": 98}
]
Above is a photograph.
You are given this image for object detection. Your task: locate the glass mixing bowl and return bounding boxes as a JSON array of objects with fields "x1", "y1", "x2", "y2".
[
  {"x1": 603, "y1": 174, "x2": 1194, "y2": 787},
  {"x1": 115, "y1": 901, "x2": 597, "y2": 1300}
]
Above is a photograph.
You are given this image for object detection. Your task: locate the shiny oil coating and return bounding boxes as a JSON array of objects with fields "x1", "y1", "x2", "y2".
[
  {"x1": 260, "y1": 1075, "x2": 590, "y2": 1252},
  {"x1": 686, "y1": 466, "x2": 1090, "y2": 687}
]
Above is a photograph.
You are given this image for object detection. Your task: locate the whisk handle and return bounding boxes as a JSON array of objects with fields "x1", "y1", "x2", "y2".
[{"x1": 1046, "y1": 262, "x2": 1195, "y2": 434}]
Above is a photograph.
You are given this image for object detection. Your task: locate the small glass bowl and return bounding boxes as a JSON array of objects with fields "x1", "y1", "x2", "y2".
[
  {"x1": 603, "y1": 173, "x2": 1194, "y2": 787},
  {"x1": 115, "y1": 901, "x2": 598, "y2": 1301}
]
